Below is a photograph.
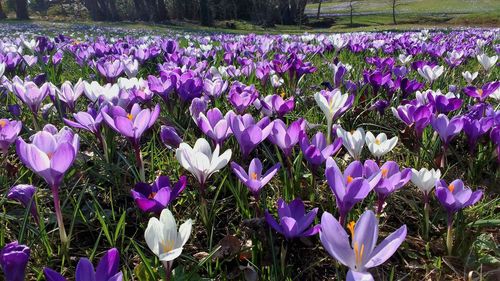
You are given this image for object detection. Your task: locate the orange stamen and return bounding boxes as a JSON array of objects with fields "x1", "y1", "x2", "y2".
[
  {"x1": 250, "y1": 172, "x2": 258, "y2": 180},
  {"x1": 347, "y1": 221, "x2": 356, "y2": 237},
  {"x1": 381, "y1": 168, "x2": 388, "y2": 178},
  {"x1": 148, "y1": 192, "x2": 157, "y2": 199},
  {"x1": 127, "y1": 113, "x2": 134, "y2": 120},
  {"x1": 0, "y1": 120, "x2": 6, "y2": 128},
  {"x1": 477, "y1": 89, "x2": 483, "y2": 96},
  {"x1": 347, "y1": 175, "x2": 353, "y2": 184},
  {"x1": 448, "y1": 184, "x2": 455, "y2": 192}
]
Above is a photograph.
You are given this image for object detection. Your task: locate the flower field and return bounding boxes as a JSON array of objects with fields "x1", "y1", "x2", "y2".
[{"x1": 0, "y1": 24, "x2": 499, "y2": 280}]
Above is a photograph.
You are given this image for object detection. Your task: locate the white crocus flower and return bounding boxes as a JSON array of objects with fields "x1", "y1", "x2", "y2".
[
  {"x1": 83, "y1": 81, "x2": 120, "y2": 102},
  {"x1": 176, "y1": 138, "x2": 232, "y2": 186},
  {"x1": 315, "y1": 89, "x2": 349, "y2": 143},
  {"x1": 0, "y1": 62, "x2": 5, "y2": 78},
  {"x1": 476, "y1": 54, "x2": 498, "y2": 71},
  {"x1": 336, "y1": 127, "x2": 365, "y2": 160},
  {"x1": 145, "y1": 209, "x2": 192, "y2": 269},
  {"x1": 398, "y1": 54, "x2": 412, "y2": 64},
  {"x1": 461, "y1": 71, "x2": 478, "y2": 84},
  {"x1": 270, "y1": 74, "x2": 284, "y2": 88},
  {"x1": 417, "y1": 65, "x2": 444, "y2": 84},
  {"x1": 411, "y1": 168, "x2": 441, "y2": 194},
  {"x1": 365, "y1": 132, "x2": 398, "y2": 158},
  {"x1": 491, "y1": 86, "x2": 500, "y2": 100}
]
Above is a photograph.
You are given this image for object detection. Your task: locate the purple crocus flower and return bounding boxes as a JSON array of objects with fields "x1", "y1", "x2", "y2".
[
  {"x1": 320, "y1": 210, "x2": 407, "y2": 281},
  {"x1": 255, "y1": 94, "x2": 295, "y2": 118},
  {"x1": 131, "y1": 176, "x2": 187, "y2": 214},
  {"x1": 44, "y1": 248, "x2": 122, "y2": 281},
  {"x1": 391, "y1": 104, "x2": 432, "y2": 137},
  {"x1": 189, "y1": 97, "x2": 208, "y2": 124},
  {"x1": 463, "y1": 117, "x2": 494, "y2": 151},
  {"x1": 268, "y1": 118, "x2": 306, "y2": 157},
  {"x1": 463, "y1": 81, "x2": 499, "y2": 102},
  {"x1": 7, "y1": 184, "x2": 39, "y2": 224},
  {"x1": 102, "y1": 103, "x2": 160, "y2": 147},
  {"x1": 228, "y1": 113, "x2": 273, "y2": 157},
  {"x1": 16, "y1": 124, "x2": 79, "y2": 246},
  {"x1": 265, "y1": 198, "x2": 320, "y2": 239},
  {"x1": 203, "y1": 78, "x2": 228, "y2": 99},
  {"x1": 431, "y1": 114, "x2": 464, "y2": 146},
  {"x1": 435, "y1": 179, "x2": 482, "y2": 255},
  {"x1": 160, "y1": 125, "x2": 182, "y2": 149},
  {"x1": 56, "y1": 79, "x2": 85, "y2": 112},
  {"x1": 0, "y1": 241, "x2": 30, "y2": 281},
  {"x1": 0, "y1": 119, "x2": 22, "y2": 155},
  {"x1": 12, "y1": 80, "x2": 50, "y2": 114},
  {"x1": 363, "y1": 160, "x2": 411, "y2": 214},
  {"x1": 299, "y1": 131, "x2": 342, "y2": 168},
  {"x1": 325, "y1": 158, "x2": 380, "y2": 226},
  {"x1": 427, "y1": 92, "x2": 462, "y2": 114},
  {"x1": 227, "y1": 82, "x2": 259, "y2": 114},
  {"x1": 230, "y1": 158, "x2": 280, "y2": 199},
  {"x1": 64, "y1": 106, "x2": 103, "y2": 136},
  {"x1": 197, "y1": 108, "x2": 232, "y2": 146},
  {"x1": 96, "y1": 57, "x2": 124, "y2": 82}
]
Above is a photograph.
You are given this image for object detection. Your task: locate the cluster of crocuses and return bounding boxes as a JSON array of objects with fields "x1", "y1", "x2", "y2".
[{"x1": 0, "y1": 28, "x2": 497, "y2": 280}]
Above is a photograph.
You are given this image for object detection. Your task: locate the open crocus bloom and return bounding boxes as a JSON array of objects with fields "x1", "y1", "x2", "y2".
[
  {"x1": 228, "y1": 113, "x2": 273, "y2": 157},
  {"x1": 364, "y1": 160, "x2": 411, "y2": 196},
  {"x1": 461, "y1": 71, "x2": 478, "y2": 84},
  {"x1": 299, "y1": 131, "x2": 342, "y2": 168},
  {"x1": 411, "y1": 168, "x2": 441, "y2": 194},
  {"x1": 417, "y1": 65, "x2": 444, "y2": 84},
  {"x1": 265, "y1": 198, "x2": 320, "y2": 239},
  {"x1": 314, "y1": 89, "x2": 350, "y2": 123},
  {"x1": 145, "y1": 209, "x2": 192, "y2": 262},
  {"x1": 268, "y1": 118, "x2": 305, "y2": 156},
  {"x1": 364, "y1": 132, "x2": 397, "y2": 158},
  {"x1": 16, "y1": 124, "x2": 80, "y2": 187},
  {"x1": 131, "y1": 176, "x2": 187, "y2": 214},
  {"x1": 175, "y1": 138, "x2": 231, "y2": 187},
  {"x1": 476, "y1": 53, "x2": 498, "y2": 71},
  {"x1": 435, "y1": 179, "x2": 483, "y2": 214},
  {"x1": 44, "y1": 248, "x2": 122, "y2": 281},
  {"x1": 320, "y1": 210, "x2": 407, "y2": 281},
  {"x1": 230, "y1": 158, "x2": 280, "y2": 198},
  {"x1": 337, "y1": 127, "x2": 365, "y2": 160},
  {"x1": 431, "y1": 114, "x2": 464, "y2": 146}
]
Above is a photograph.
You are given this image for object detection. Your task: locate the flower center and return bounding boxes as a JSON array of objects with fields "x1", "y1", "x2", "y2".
[
  {"x1": 0, "y1": 120, "x2": 6, "y2": 128},
  {"x1": 381, "y1": 168, "x2": 388, "y2": 178},
  {"x1": 353, "y1": 242, "x2": 365, "y2": 269},
  {"x1": 350, "y1": 130, "x2": 355, "y2": 135},
  {"x1": 347, "y1": 221, "x2": 356, "y2": 237},
  {"x1": 161, "y1": 239, "x2": 175, "y2": 253},
  {"x1": 477, "y1": 89, "x2": 483, "y2": 96},
  {"x1": 46, "y1": 152, "x2": 53, "y2": 159},
  {"x1": 148, "y1": 192, "x2": 157, "y2": 199},
  {"x1": 280, "y1": 89, "x2": 286, "y2": 98},
  {"x1": 448, "y1": 184, "x2": 454, "y2": 192},
  {"x1": 347, "y1": 175, "x2": 353, "y2": 184},
  {"x1": 375, "y1": 139, "x2": 381, "y2": 145},
  {"x1": 250, "y1": 172, "x2": 258, "y2": 180},
  {"x1": 127, "y1": 113, "x2": 134, "y2": 121}
]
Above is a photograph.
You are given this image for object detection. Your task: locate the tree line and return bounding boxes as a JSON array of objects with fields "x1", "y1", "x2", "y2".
[{"x1": 0, "y1": 0, "x2": 310, "y2": 26}]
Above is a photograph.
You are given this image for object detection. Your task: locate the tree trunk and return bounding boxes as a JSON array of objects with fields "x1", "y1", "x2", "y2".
[
  {"x1": 349, "y1": 0, "x2": 353, "y2": 25},
  {"x1": 15, "y1": 0, "x2": 29, "y2": 20},
  {"x1": 156, "y1": 0, "x2": 168, "y2": 22},
  {"x1": 200, "y1": 0, "x2": 212, "y2": 26},
  {"x1": 0, "y1": 1, "x2": 7, "y2": 19},
  {"x1": 392, "y1": 0, "x2": 397, "y2": 25},
  {"x1": 316, "y1": 0, "x2": 322, "y2": 19}
]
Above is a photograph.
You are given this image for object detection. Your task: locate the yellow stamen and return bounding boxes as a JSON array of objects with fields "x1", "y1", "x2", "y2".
[
  {"x1": 0, "y1": 120, "x2": 6, "y2": 128},
  {"x1": 350, "y1": 130, "x2": 355, "y2": 135},
  {"x1": 147, "y1": 192, "x2": 157, "y2": 199},
  {"x1": 280, "y1": 89, "x2": 286, "y2": 98},
  {"x1": 375, "y1": 139, "x2": 381, "y2": 145},
  {"x1": 381, "y1": 168, "x2": 388, "y2": 178},
  {"x1": 347, "y1": 221, "x2": 356, "y2": 237},
  {"x1": 251, "y1": 172, "x2": 258, "y2": 180},
  {"x1": 477, "y1": 89, "x2": 483, "y2": 96},
  {"x1": 448, "y1": 184, "x2": 455, "y2": 192},
  {"x1": 347, "y1": 175, "x2": 353, "y2": 184},
  {"x1": 161, "y1": 239, "x2": 175, "y2": 253},
  {"x1": 127, "y1": 113, "x2": 134, "y2": 120}
]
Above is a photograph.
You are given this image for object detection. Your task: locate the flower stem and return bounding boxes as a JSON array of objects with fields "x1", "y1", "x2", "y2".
[
  {"x1": 446, "y1": 212, "x2": 454, "y2": 256},
  {"x1": 51, "y1": 184, "x2": 68, "y2": 252},
  {"x1": 423, "y1": 192, "x2": 430, "y2": 241},
  {"x1": 326, "y1": 119, "x2": 332, "y2": 145},
  {"x1": 162, "y1": 260, "x2": 173, "y2": 281},
  {"x1": 133, "y1": 143, "x2": 145, "y2": 182},
  {"x1": 96, "y1": 131, "x2": 109, "y2": 163},
  {"x1": 376, "y1": 194, "x2": 385, "y2": 215}
]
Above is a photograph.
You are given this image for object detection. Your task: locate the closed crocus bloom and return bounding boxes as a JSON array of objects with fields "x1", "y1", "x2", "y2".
[
  {"x1": 7, "y1": 184, "x2": 39, "y2": 224},
  {"x1": 320, "y1": 210, "x2": 407, "y2": 281},
  {"x1": 255, "y1": 94, "x2": 295, "y2": 118},
  {"x1": 431, "y1": 114, "x2": 464, "y2": 146},
  {"x1": 56, "y1": 79, "x2": 85, "y2": 111},
  {"x1": 227, "y1": 82, "x2": 259, "y2": 114},
  {"x1": 0, "y1": 241, "x2": 30, "y2": 281},
  {"x1": 268, "y1": 118, "x2": 305, "y2": 157},
  {"x1": 96, "y1": 57, "x2": 124, "y2": 82},
  {"x1": 417, "y1": 65, "x2": 444, "y2": 84},
  {"x1": 197, "y1": 108, "x2": 232, "y2": 145},
  {"x1": 175, "y1": 138, "x2": 231, "y2": 189},
  {"x1": 231, "y1": 158, "x2": 280, "y2": 198},
  {"x1": 12, "y1": 80, "x2": 50, "y2": 114},
  {"x1": 102, "y1": 103, "x2": 160, "y2": 146},
  {"x1": 435, "y1": 179, "x2": 483, "y2": 214},
  {"x1": 314, "y1": 89, "x2": 350, "y2": 138},
  {"x1": 265, "y1": 198, "x2": 320, "y2": 239},
  {"x1": 203, "y1": 78, "x2": 228, "y2": 98},
  {"x1": 16, "y1": 124, "x2": 80, "y2": 188},
  {"x1": 0, "y1": 119, "x2": 22, "y2": 155},
  {"x1": 336, "y1": 127, "x2": 365, "y2": 160},
  {"x1": 463, "y1": 117, "x2": 494, "y2": 150},
  {"x1": 364, "y1": 132, "x2": 397, "y2": 159},
  {"x1": 476, "y1": 53, "x2": 498, "y2": 71},
  {"x1": 63, "y1": 106, "x2": 103, "y2": 135},
  {"x1": 160, "y1": 125, "x2": 182, "y2": 149},
  {"x1": 228, "y1": 113, "x2": 273, "y2": 157},
  {"x1": 131, "y1": 176, "x2": 187, "y2": 214},
  {"x1": 391, "y1": 104, "x2": 432, "y2": 137},
  {"x1": 411, "y1": 168, "x2": 441, "y2": 194},
  {"x1": 44, "y1": 248, "x2": 122, "y2": 281},
  {"x1": 83, "y1": 81, "x2": 120, "y2": 103},
  {"x1": 144, "y1": 209, "x2": 192, "y2": 271},
  {"x1": 461, "y1": 71, "x2": 478, "y2": 84},
  {"x1": 325, "y1": 158, "x2": 379, "y2": 225},
  {"x1": 299, "y1": 131, "x2": 342, "y2": 168}
]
